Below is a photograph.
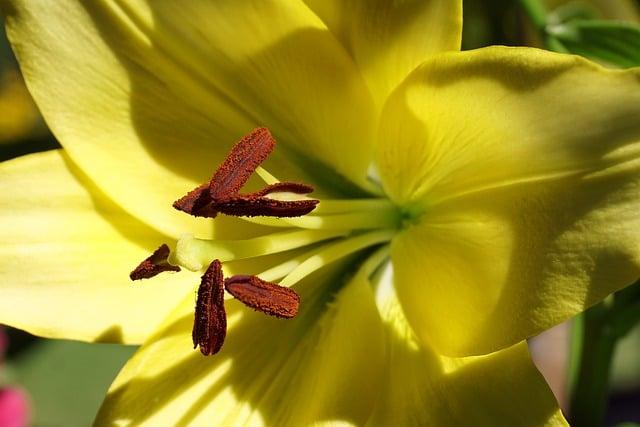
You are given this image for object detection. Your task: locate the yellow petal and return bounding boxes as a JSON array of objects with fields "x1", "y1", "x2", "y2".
[
  {"x1": 0, "y1": 150, "x2": 195, "y2": 344},
  {"x1": 95, "y1": 257, "x2": 385, "y2": 426},
  {"x1": 378, "y1": 46, "x2": 640, "y2": 355},
  {"x1": 377, "y1": 46, "x2": 640, "y2": 205},
  {"x1": 367, "y1": 280, "x2": 567, "y2": 426},
  {"x1": 3, "y1": 0, "x2": 377, "y2": 232},
  {"x1": 304, "y1": 0, "x2": 462, "y2": 109}
]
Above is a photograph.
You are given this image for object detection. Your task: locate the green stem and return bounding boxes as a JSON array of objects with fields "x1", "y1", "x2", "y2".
[
  {"x1": 570, "y1": 303, "x2": 617, "y2": 427},
  {"x1": 570, "y1": 280, "x2": 640, "y2": 427},
  {"x1": 545, "y1": 35, "x2": 570, "y2": 53},
  {"x1": 517, "y1": 0, "x2": 571, "y2": 52},
  {"x1": 517, "y1": 0, "x2": 548, "y2": 31}
]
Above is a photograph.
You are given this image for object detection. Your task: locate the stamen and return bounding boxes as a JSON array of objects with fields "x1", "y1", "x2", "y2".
[
  {"x1": 129, "y1": 244, "x2": 181, "y2": 280},
  {"x1": 251, "y1": 182, "x2": 314, "y2": 197},
  {"x1": 257, "y1": 245, "x2": 327, "y2": 282},
  {"x1": 310, "y1": 198, "x2": 395, "y2": 216},
  {"x1": 255, "y1": 231, "x2": 393, "y2": 285},
  {"x1": 130, "y1": 126, "x2": 399, "y2": 356},
  {"x1": 209, "y1": 127, "x2": 276, "y2": 199},
  {"x1": 172, "y1": 182, "x2": 217, "y2": 218},
  {"x1": 173, "y1": 128, "x2": 318, "y2": 218},
  {"x1": 243, "y1": 208, "x2": 399, "y2": 230},
  {"x1": 192, "y1": 260, "x2": 227, "y2": 356},
  {"x1": 224, "y1": 275, "x2": 300, "y2": 318},
  {"x1": 279, "y1": 229, "x2": 395, "y2": 288},
  {"x1": 211, "y1": 196, "x2": 318, "y2": 218},
  {"x1": 255, "y1": 166, "x2": 279, "y2": 185}
]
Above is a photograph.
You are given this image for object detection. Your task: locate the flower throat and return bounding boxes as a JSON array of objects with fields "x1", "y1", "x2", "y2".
[{"x1": 130, "y1": 128, "x2": 398, "y2": 355}]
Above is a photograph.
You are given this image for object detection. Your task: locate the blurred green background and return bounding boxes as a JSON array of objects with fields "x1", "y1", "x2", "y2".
[
  {"x1": 1, "y1": 1, "x2": 639, "y2": 426},
  {"x1": 3, "y1": 336, "x2": 134, "y2": 427}
]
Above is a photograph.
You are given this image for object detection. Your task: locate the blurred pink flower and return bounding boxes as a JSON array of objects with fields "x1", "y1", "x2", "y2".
[
  {"x1": 0, "y1": 388, "x2": 29, "y2": 427},
  {"x1": 0, "y1": 328, "x2": 29, "y2": 427}
]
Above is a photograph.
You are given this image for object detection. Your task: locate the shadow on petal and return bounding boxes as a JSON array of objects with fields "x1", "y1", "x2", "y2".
[
  {"x1": 81, "y1": 2, "x2": 377, "y2": 199},
  {"x1": 96, "y1": 253, "x2": 386, "y2": 426}
]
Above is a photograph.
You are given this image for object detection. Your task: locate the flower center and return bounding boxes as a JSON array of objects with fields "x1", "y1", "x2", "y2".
[{"x1": 130, "y1": 128, "x2": 399, "y2": 355}]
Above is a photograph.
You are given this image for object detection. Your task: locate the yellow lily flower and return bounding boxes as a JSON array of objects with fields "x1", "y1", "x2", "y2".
[{"x1": 2, "y1": 0, "x2": 640, "y2": 425}]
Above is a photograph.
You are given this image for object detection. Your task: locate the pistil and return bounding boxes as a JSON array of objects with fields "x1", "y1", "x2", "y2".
[
  {"x1": 171, "y1": 229, "x2": 350, "y2": 271},
  {"x1": 243, "y1": 205, "x2": 399, "y2": 230}
]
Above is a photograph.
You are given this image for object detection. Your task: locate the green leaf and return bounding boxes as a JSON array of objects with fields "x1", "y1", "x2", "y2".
[
  {"x1": 548, "y1": 2, "x2": 599, "y2": 25},
  {"x1": 547, "y1": 20, "x2": 640, "y2": 68}
]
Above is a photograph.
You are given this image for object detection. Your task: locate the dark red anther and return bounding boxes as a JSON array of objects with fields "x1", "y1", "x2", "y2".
[
  {"x1": 172, "y1": 182, "x2": 218, "y2": 218},
  {"x1": 173, "y1": 128, "x2": 318, "y2": 219},
  {"x1": 209, "y1": 127, "x2": 276, "y2": 199},
  {"x1": 173, "y1": 128, "x2": 276, "y2": 217},
  {"x1": 213, "y1": 196, "x2": 318, "y2": 218},
  {"x1": 224, "y1": 275, "x2": 300, "y2": 319},
  {"x1": 192, "y1": 260, "x2": 227, "y2": 356},
  {"x1": 130, "y1": 244, "x2": 181, "y2": 281}
]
